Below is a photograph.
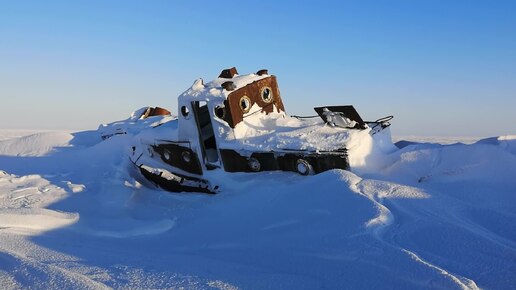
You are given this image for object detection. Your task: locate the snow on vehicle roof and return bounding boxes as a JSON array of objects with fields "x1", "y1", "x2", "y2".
[
  {"x1": 178, "y1": 72, "x2": 271, "y2": 101},
  {"x1": 218, "y1": 109, "x2": 355, "y2": 152}
]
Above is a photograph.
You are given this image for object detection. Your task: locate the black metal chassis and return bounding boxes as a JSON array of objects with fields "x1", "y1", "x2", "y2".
[{"x1": 134, "y1": 144, "x2": 349, "y2": 194}]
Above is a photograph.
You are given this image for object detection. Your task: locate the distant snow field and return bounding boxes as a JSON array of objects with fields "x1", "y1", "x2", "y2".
[
  {"x1": 392, "y1": 135, "x2": 483, "y2": 145},
  {"x1": 0, "y1": 129, "x2": 73, "y2": 141},
  {"x1": 1, "y1": 129, "x2": 515, "y2": 289}
]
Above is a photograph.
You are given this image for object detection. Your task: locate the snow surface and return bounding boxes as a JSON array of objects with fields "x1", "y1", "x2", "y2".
[
  {"x1": 1, "y1": 130, "x2": 515, "y2": 289},
  {"x1": 178, "y1": 73, "x2": 270, "y2": 101}
]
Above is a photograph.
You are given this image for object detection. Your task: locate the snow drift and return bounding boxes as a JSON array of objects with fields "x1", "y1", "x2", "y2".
[{"x1": 0, "y1": 130, "x2": 515, "y2": 289}]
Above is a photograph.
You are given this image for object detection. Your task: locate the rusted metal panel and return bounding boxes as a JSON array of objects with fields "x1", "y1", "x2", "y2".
[
  {"x1": 223, "y1": 76, "x2": 286, "y2": 128},
  {"x1": 150, "y1": 107, "x2": 171, "y2": 116},
  {"x1": 219, "y1": 67, "x2": 238, "y2": 78},
  {"x1": 256, "y1": 69, "x2": 268, "y2": 76},
  {"x1": 222, "y1": 99, "x2": 235, "y2": 127},
  {"x1": 141, "y1": 107, "x2": 171, "y2": 119}
]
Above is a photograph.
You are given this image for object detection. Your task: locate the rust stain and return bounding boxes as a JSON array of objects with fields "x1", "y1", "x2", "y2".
[
  {"x1": 141, "y1": 107, "x2": 171, "y2": 119},
  {"x1": 224, "y1": 76, "x2": 285, "y2": 128},
  {"x1": 219, "y1": 67, "x2": 238, "y2": 79},
  {"x1": 256, "y1": 69, "x2": 268, "y2": 76}
]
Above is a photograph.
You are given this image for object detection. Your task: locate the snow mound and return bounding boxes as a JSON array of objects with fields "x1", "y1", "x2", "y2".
[
  {"x1": 0, "y1": 132, "x2": 73, "y2": 156},
  {"x1": 0, "y1": 208, "x2": 78, "y2": 235},
  {"x1": 0, "y1": 129, "x2": 515, "y2": 289},
  {"x1": 0, "y1": 172, "x2": 76, "y2": 235},
  {"x1": 384, "y1": 137, "x2": 516, "y2": 185}
]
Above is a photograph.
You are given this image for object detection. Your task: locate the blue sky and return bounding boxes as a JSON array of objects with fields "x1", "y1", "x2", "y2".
[{"x1": 1, "y1": 0, "x2": 515, "y2": 136}]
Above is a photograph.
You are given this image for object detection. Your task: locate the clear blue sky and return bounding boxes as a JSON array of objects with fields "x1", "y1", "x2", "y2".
[{"x1": 1, "y1": 0, "x2": 515, "y2": 137}]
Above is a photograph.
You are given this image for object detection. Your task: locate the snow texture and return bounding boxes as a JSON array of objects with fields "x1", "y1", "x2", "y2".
[{"x1": 1, "y1": 129, "x2": 515, "y2": 289}]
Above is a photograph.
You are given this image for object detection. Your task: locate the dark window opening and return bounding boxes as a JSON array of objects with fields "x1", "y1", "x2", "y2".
[{"x1": 193, "y1": 101, "x2": 219, "y2": 165}]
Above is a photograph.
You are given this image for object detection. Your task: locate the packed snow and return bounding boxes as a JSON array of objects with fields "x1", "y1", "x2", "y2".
[
  {"x1": 178, "y1": 73, "x2": 270, "y2": 101},
  {"x1": 1, "y1": 128, "x2": 515, "y2": 289}
]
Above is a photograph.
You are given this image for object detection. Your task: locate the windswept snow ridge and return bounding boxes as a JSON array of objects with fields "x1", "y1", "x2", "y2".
[
  {"x1": 1, "y1": 130, "x2": 515, "y2": 289},
  {"x1": 0, "y1": 172, "x2": 77, "y2": 235},
  {"x1": 0, "y1": 132, "x2": 73, "y2": 157}
]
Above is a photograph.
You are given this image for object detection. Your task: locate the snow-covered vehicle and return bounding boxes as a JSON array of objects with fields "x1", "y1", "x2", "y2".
[{"x1": 99, "y1": 67, "x2": 394, "y2": 193}]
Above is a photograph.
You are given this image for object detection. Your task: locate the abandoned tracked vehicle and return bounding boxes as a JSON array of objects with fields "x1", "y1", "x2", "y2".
[{"x1": 99, "y1": 67, "x2": 394, "y2": 193}]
